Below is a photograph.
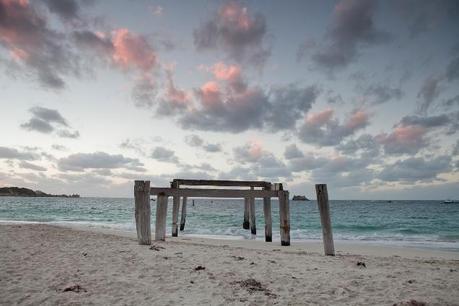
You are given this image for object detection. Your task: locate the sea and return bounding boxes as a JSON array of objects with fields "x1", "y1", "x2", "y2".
[{"x1": 1, "y1": 197, "x2": 458, "y2": 251}]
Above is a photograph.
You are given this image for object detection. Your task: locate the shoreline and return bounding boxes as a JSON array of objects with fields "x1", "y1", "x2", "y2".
[{"x1": 1, "y1": 220, "x2": 458, "y2": 259}]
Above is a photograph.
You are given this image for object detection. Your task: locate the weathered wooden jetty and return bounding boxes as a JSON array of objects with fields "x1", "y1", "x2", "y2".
[{"x1": 134, "y1": 179, "x2": 335, "y2": 255}]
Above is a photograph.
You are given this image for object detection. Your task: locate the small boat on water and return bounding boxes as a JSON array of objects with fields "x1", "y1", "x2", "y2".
[{"x1": 443, "y1": 199, "x2": 457, "y2": 203}]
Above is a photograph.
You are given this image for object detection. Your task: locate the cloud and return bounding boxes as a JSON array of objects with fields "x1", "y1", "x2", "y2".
[
  {"x1": 364, "y1": 84, "x2": 403, "y2": 105},
  {"x1": 396, "y1": 0, "x2": 459, "y2": 38},
  {"x1": 337, "y1": 134, "x2": 380, "y2": 159},
  {"x1": 233, "y1": 140, "x2": 264, "y2": 163},
  {"x1": 377, "y1": 114, "x2": 451, "y2": 155},
  {"x1": 156, "y1": 69, "x2": 190, "y2": 115},
  {"x1": 58, "y1": 152, "x2": 144, "y2": 171},
  {"x1": 184, "y1": 134, "x2": 222, "y2": 153},
  {"x1": 174, "y1": 63, "x2": 320, "y2": 133},
  {"x1": 0, "y1": 0, "x2": 81, "y2": 89},
  {"x1": 0, "y1": 146, "x2": 39, "y2": 161},
  {"x1": 151, "y1": 147, "x2": 178, "y2": 163},
  {"x1": 306, "y1": 0, "x2": 390, "y2": 71},
  {"x1": 378, "y1": 156, "x2": 452, "y2": 183},
  {"x1": 298, "y1": 108, "x2": 370, "y2": 146},
  {"x1": 284, "y1": 144, "x2": 304, "y2": 160},
  {"x1": 21, "y1": 107, "x2": 79, "y2": 138},
  {"x1": 417, "y1": 76, "x2": 442, "y2": 114},
  {"x1": 446, "y1": 56, "x2": 459, "y2": 82},
  {"x1": 193, "y1": 1, "x2": 270, "y2": 67},
  {"x1": 19, "y1": 161, "x2": 47, "y2": 171},
  {"x1": 41, "y1": 0, "x2": 88, "y2": 22}
]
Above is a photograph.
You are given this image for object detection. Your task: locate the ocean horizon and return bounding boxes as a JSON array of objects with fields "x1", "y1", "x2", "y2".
[{"x1": 1, "y1": 196, "x2": 458, "y2": 252}]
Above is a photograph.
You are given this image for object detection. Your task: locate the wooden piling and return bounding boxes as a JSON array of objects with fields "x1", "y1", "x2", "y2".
[
  {"x1": 278, "y1": 190, "x2": 290, "y2": 246},
  {"x1": 171, "y1": 182, "x2": 179, "y2": 237},
  {"x1": 155, "y1": 193, "x2": 168, "y2": 241},
  {"x1": 180, "y1": 196, "x2": 187, "y2": 231},
  {"x1": 263, "y1": 185, "x2": 272, "y2": 242},
  {"x1": 134, "y1": 180, "x2": 151, "y2": 245},
  {"x1": 243, "y1": 197, "x2": 250, "y2": 229},
  {"x1": 249, "y1": 187, "x2": 256, "y2": 235},
  {"x1": 315, "y1": 184, "x2": 335, "y2": 256}
]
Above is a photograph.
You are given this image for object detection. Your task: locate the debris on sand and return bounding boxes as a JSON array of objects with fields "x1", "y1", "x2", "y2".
[
  {"x1": 194, "y1": 265, "x2": 206, "y2": 271},
  {"x1": 62, "y1": 284, "x2": 86, "y2": 293},
  {"x1": 232, "y1": 256, "x2": 245, "y2": 261},
  {"x1": 232, "y1": 278, "x2": 277, "y2": 298},
  {"x1": 393, "y1": 299, "x2": 426, "y2": 306},
  {"x1": 149, "y1": 245, "x2": 165, "y2": 251},
  {"x1": 356, "y1": 261, "x2": 366, "y2": 268}
]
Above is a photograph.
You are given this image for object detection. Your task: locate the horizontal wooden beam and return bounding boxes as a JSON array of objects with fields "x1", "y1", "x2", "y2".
[
  {"x1": 172, "y1": 179, "x2": 271, "y2": 188},
  {"x1": 150, "y1": 187, "x2": 279, "y2": 198}
]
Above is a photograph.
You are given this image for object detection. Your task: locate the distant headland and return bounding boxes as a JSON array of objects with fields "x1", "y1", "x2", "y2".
[{"x1": 0, "y1": 187, "x2": 80, "y2": 198}]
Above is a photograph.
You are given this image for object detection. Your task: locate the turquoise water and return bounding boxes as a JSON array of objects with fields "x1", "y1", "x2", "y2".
[{"x1": 1, "y1": 197, "x2": 458, "y2": 251}]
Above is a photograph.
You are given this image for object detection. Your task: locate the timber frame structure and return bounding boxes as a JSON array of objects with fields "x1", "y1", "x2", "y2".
[{"x1": 134, "y1": 179, "x2": 291, "y2": 246}]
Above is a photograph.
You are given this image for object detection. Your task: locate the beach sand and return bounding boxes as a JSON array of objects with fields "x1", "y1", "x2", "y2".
[{"x1": 1, "y1": 224, "x2": 458, "y2": 305}]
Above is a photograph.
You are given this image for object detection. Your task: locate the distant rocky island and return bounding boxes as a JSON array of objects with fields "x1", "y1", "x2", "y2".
[
  {"x1": 292, "y1": 195, "x2": 309, "y2": 201},
  {"x1": 0, "y1": 187, "x2": 80, "y2": 198}
]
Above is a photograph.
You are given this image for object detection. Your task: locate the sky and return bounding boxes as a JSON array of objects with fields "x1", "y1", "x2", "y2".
[{"x1": 0, "y1": 0, "x2": 458, "y2": 199}]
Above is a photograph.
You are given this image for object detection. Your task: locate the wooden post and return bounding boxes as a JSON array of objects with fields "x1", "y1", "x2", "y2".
[
  {"x1": 171, "y1": 182, "x2": 179, "y2": 237},
  {"x1": 278, "y1": 190, "x2": 290, "y2": 246},
  {"x1": 263, "y1": 185, "x2": 272, "y2": 242},
  {"x1": 180, "y1": 196, "x2": 187, "y2": 231},
  {"x1": 134, "y1": 180, "x2": 151, "y2": 245},
  {"x1": 155, "y1": 193, "x2": 168, "y2": 241},
  {"x1": 249, "y1": 187, "x2": 256, "y2": 235},
  {"x1": 315, "y1": 184, "x2": 335, "y2": 256},
  {"x1": 243, "y1": 197, "x2": 250, "y2": 229}
]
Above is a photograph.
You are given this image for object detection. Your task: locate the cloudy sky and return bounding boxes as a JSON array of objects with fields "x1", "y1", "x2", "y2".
[{"x1": 0, "y1": 0, "x2": 458, "y2": 199}]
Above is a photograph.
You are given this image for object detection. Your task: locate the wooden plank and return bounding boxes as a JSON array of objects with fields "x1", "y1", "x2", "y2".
[
  {"x1": 172, "y1": 194, "x2": 180, "y2": 237},
  {"x1": 243, "y1": 197, "x2": 250, "y2": 229},
  {"x1": 249, "y1": 188, "x2": 256, "y2": 235},
  {"x1": 315, "y1": 184, "x2": 335, "y2": 256},
  {"x1": 150, "y1": 187, "x2": 278, "y2": 198},
  {"x1": 155, "y1": 194, "x2": 168, "y2": 241},
  {"x1": 278, "y1": 190, "x2": 290, "y2": 246},
  {"x1": 263, "y1": 186, "x2": 272, "y2": 242},
  {"x1": 134, "y1": 180, "x2": 151, "y2": 245},
  {"x1": 172, "y1": 179, "x2": 270, "y2": 188},
  {"x1": 180, "y1": 196, "x2": 187, "y2": 231}
]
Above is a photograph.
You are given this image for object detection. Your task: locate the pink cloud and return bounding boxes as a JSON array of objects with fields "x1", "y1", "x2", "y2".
[
  {"x1": 376, "y1": 124, "x2": 427, "y2": 155},
  {"x1": 306, "y1": 109, "x2": 334, "y2": 126},
  {"x1": 112, "y1": 28, "x2": 156, "y2": 72},
  {"x1": 211, "y1": 62, "x2": 241, "y2": 81},
  {"x1": 165, "y1": 73, "x2": 189, "y2": 108},
  {"x1": 345, "y1": 110, "x2": 369, "y2": 130},
  {"x1": 248, "y1": 140, "x2": 263, "y2": 160},
  {"x1": 219, "y1": 2, "x2": 253, "y2": 31},
  {"x1": 198, "y1": 81, "x2": 222, "y2": 109}
]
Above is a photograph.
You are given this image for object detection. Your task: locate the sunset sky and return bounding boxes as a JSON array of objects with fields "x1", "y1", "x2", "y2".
[{"x1": 0, "y1": 0, "x2": 458, "y2": 199}]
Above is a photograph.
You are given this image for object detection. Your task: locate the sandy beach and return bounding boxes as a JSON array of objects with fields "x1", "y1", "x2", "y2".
[{"x1": 1, "y1": 224, "x2": 458, "y2": 305}]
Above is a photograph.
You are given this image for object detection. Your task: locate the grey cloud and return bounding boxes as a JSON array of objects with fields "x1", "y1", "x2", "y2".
[
  {"x1": 364, "y1": 84, "x2": 403, "y2": 105},
  {"x1": 185, "y1": 135, "x2": 204, "y2": 147},
  {"x1": 72, "y1": 30, "x2": 114, "y2": 54},
  {"x1": 151, "y1": 147, "x2": 178, "y2": 163},
  {"x1": 58, "y1": 152, "x2": 143, "y2": 171},
  {"x1": 453, "y1": 140, "x2": 459, "y2": 156},
  {"x1": 442, "y1": 95, "x2": 459, "y2": 110},
  {"x1": 308, "y1": 0, "x2": 391, "y2": 71},
  {"x1": 42, "y1": 0, "x2": 80, "y2": 21},
  {"x1": 378, "y1": 156, "x2": 452, "y2": 183},
  {"x1": 446, "y1": 56, "x2": 459, "y2": 82},
  {"x1": 0, "y1": 0, "x2": 81, "y2": 89},
  {"x1": 265, "y1": 85, "x2": 320, "y2": 130},
  {"x1": 337, "y1": 134, "x2": 380, "y2": 158},
  {"x1": 284, "y1": 144, "x2": 304, "y2": 160},
  {"x1": 288, "y1": 155, "x2": 328, "y2": 172},
  {"x1": 417, "y1": 76, "x2": 442, "y2": 114},
  {"x1": 298, "y1": 111, "x2": 369, "y2": 146},
  {"x1": 21, "y1": 118, "x2": 54, "y2": 133},
  {"x1": 185, "y1": 134, "x2": 222, "y2": 153},
  {"x1": 400, "y1": 114, "x2": 450, "y2": 128},
  {"x1": 193, "y1": 1, "x2": 270, "y2": 67},
  {"x1": 21, "y1": 107, "x2": 79, "y2": 138},
  {"x1": 19, "y1": 161, "x2": 47, "y2": 172},
  {"x1": 0, "y1": 147, "x2": 39, "y2": 161},
  {"x1": 396, "y1": 0, "x2": 459, "y2": 38}
]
